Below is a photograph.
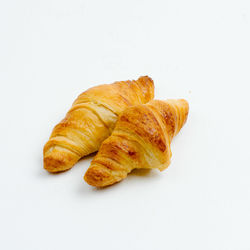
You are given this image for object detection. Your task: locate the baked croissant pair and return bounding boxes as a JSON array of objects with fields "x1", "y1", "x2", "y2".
[{"x1": 43, "y1": 76, "x2": 189, "y2": 187}]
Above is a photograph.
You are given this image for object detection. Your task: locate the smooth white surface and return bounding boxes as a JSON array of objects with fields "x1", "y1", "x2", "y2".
[{"x1": 1, "y1": 0, "x2": 250, "y2": 249}]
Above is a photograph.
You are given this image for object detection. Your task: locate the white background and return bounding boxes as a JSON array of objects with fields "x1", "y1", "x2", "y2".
[{"x1": 1, "y1": 0, "x2": 250, "y2": 249}]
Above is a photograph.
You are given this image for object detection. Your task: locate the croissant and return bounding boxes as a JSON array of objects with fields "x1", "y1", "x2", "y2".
[
  {"x1": 44, "y1": 76, "x2": 154, "y2": 172},
  {"x1": 84, "y1": 99, "x2": 189, "y2": 187}
]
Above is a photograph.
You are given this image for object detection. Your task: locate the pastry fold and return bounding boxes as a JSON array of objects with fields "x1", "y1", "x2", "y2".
[
  {"x1": 44, "y1": 76, "x2": 154, "y2": 172},
  {"x1": 84, "y1": 99, "x2": 189, "y2": 187}
]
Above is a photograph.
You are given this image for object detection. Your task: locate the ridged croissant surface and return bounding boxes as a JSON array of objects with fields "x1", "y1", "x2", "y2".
[
  {"x1": 44, "y1": 76, "x2": 154, "y2": 172},
  {"x1": 84, "y1": 99, "x2": 189, "y2": 187}
]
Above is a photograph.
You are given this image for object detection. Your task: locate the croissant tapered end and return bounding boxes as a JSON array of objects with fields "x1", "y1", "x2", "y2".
[
  {"x1": 84, "y1": 164, "x2": 115, "y2": 187},
  {"x1": 136, "y1": 76, "x2": 155, "y2": 102},
  {"x1": 164, "y1": 99, "x2": 189, "y2": 136},
  {"x1": 43, "y1": 147, "x2": 80, "y2": 173},
  {"x1": 84, "y1": 160, "x2": 127, "y2": 188}
]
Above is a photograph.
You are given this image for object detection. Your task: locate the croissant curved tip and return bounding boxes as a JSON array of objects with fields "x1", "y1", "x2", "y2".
[
  {"x1": 44, "y1": 156, "x2": 72, "y2": 173},
  {"x1": 166, "y1": 99, "x2": 189, "y2": 134},
  {"x1": 84, "y1": 165, "x2": 114, "y2": 187},
  {"x1": 43, "y1": 147, "x2": 77, "y2": 173},
  {"x1": 178, "y1": 98, "x2": 189, "y2": 107},
  {"x1": 166, "y1": 98, "x2": 189, "y2": 106},
  {"x1": 138, "y1": 75, "x2": 152, "y2": 81},
  {"x1": 136, "y1": 76, "x2": 155, "y2": 102}
]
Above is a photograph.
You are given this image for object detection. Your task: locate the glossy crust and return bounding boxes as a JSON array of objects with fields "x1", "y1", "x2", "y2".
[
  {"x1": 84, "y1": 99, "x2": 189, "y2": 187},
  {"x1": 43, "y1": 76, "x2": 154, "y2": 172}
]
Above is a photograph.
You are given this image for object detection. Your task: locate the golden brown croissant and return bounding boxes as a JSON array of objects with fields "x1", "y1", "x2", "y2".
[
  {"x1": 44, "y1": 76, "x2": 154, "y2": 173},
  {"x1": 84, "y1": 99, "x2": 189, "y2": 187}
]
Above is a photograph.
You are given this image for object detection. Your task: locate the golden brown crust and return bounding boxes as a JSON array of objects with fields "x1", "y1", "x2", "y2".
[
  {"x1": 118, "y1": 105, "x2": 167, "y2": 152},
  {"x1": 84, "y1": 99, "x2": 189, "y2": 187},
  {"x1": 43, "y1": 76, "x2": 154, "y2": 172}
]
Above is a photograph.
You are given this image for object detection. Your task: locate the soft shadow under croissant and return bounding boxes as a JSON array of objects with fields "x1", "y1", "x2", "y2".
[
  {"x1": 84, "y1": 99, "x2": 189, "y2": 187},
  {"x1": 43, "y1": 76, "x2": 154, "y2": 173}
]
